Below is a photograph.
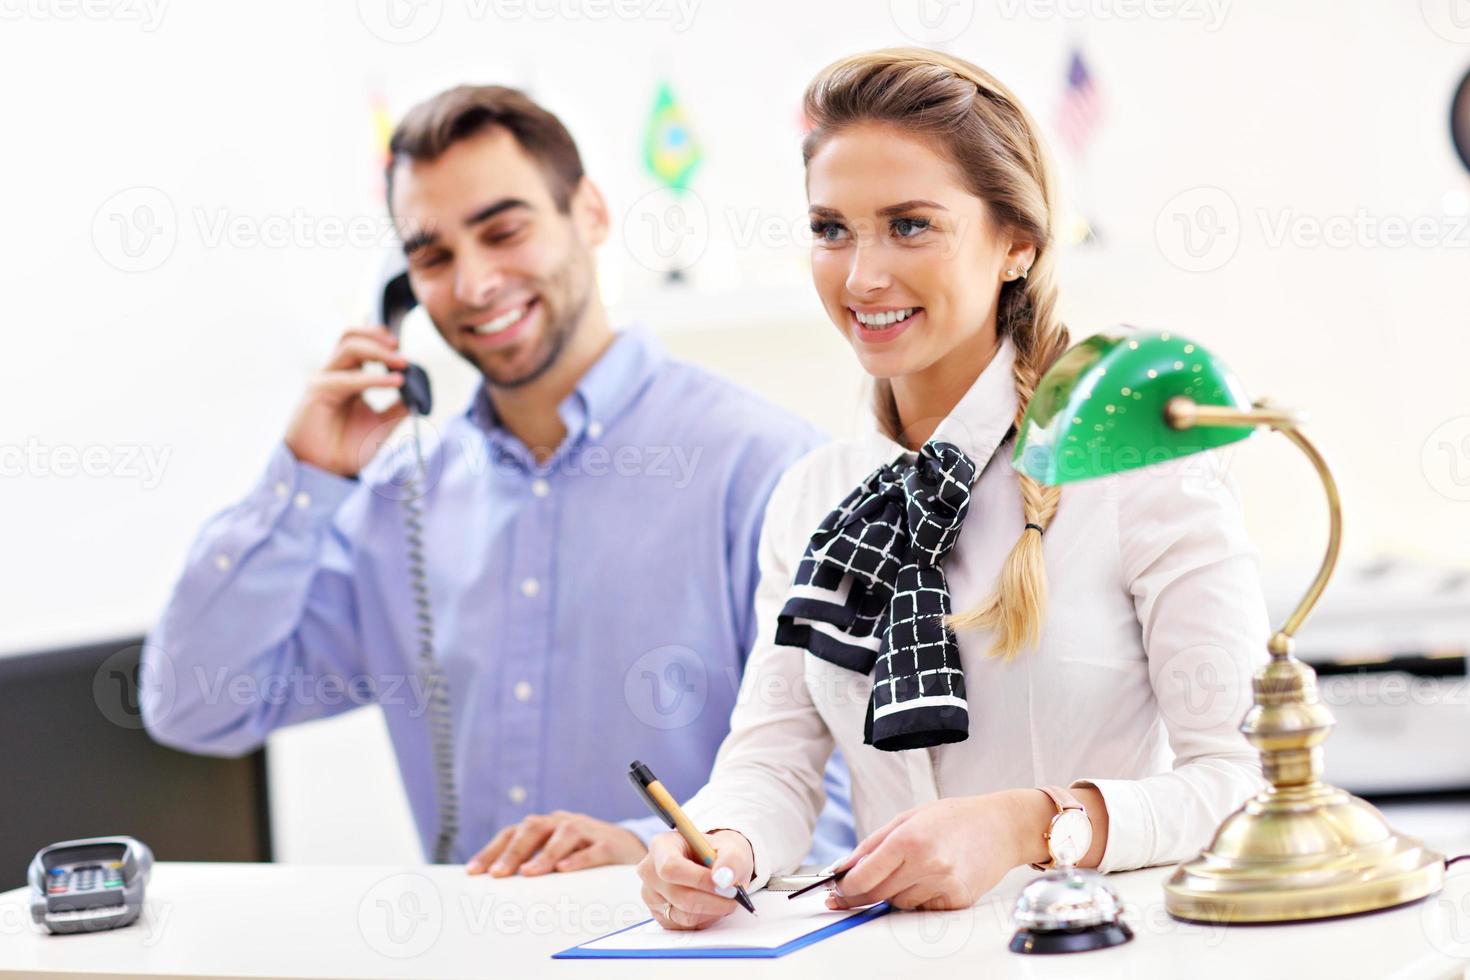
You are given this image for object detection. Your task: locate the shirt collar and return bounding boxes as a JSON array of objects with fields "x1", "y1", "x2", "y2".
[
  {"x1": 858, "y1": 333, "x2": 1019, "y2": 473},
  {"x1": 465, "y1": 326, "x2": 666, "y2": 449}
]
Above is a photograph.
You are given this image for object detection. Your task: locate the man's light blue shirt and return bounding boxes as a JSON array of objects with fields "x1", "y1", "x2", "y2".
[{"x1": 143, "y1": 328, "x2": 853, "y2": 865}]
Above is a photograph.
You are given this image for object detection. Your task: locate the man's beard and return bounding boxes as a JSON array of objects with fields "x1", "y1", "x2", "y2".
[{"x1": 454, "y1": 253, "x2": 594, "y2": 390}]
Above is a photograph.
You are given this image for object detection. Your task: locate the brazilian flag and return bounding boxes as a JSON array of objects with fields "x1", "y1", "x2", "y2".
[{"x1": 643, "y1": 81, "x2": 701, "y2": 192}]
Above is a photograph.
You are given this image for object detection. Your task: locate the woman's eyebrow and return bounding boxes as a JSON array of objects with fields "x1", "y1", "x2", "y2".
[
  {"x1": 808, "y1": 200, "x2": 949, "y2": 220},
  {"x1": 877, "y1": 199, "x2": 948, "y2": 217}
]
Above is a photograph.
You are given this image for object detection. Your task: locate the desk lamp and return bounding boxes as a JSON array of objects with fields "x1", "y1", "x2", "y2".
[{"x1": 1010, "y1": 329, "x2": 1445, "y2": 923}]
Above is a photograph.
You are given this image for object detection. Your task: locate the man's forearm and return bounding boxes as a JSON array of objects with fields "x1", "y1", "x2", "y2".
[{"x1": 143, "y1": 443, "x2": 365, "y2": 754}]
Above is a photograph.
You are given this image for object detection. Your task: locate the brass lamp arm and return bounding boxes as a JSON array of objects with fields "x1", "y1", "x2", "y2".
[
  {"x1": 1163, "y1": 396, "x2": 1341, "y2": 649},
  {"x1": 1164, "y1": 397, "x2": 1307, "y2": 431}
]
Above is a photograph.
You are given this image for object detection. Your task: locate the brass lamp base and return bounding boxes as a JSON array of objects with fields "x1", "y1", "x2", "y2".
[
  {"x1": 1165, "y1": 781, "x2": 1444, "y2": 923},
  {"x1": 1165, "y1": 641, "x2": 1445, "y2": 923}
]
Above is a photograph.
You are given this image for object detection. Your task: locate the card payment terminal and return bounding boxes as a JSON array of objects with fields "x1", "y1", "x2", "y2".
[{"x1": 28, "y1": 836, "x2": 152, "y2": 934}]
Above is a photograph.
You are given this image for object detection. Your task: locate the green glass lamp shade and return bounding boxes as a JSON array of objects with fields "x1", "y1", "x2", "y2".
[{"x1": 1013, "y1": 330, "x2": 1255, "y2": 485}]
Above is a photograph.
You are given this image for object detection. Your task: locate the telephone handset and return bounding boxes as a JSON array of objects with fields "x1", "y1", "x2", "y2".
[
  {"x1": 378, "y1": 256, "x2": 433, "y2": 416},
  {"x1": 376, "y1": 253, "x2": 459, "y2": 863}
]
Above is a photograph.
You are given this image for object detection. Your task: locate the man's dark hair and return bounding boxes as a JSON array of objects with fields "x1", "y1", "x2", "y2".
[{"x1": 386, "y1": 85, "x2": 586, "y2": 213}]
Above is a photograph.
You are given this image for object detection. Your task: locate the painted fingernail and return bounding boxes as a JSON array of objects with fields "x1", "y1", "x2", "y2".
[{"x1": 712, "y1": 867, "x2": 735, "y2": 888}]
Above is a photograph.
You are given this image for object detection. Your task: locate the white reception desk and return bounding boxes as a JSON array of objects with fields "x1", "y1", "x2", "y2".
[{"x1": 1, "y1": 861, "x2": 1464, "y2": 979}]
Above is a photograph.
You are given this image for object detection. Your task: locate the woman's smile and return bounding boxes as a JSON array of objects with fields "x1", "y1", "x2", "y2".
[{"x1": 848, "y1": 305, "x2": 925, "y2": 344}]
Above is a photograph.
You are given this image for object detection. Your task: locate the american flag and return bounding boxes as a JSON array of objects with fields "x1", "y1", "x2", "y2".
[{"x1": 1056, "y1": 49, "x2": 1102, "y2": 158}]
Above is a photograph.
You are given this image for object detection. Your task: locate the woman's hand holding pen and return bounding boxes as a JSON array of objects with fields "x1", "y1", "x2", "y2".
[
  {"x1": 820, "y1": 796, "x2": 1021, "y2": 912},
  {"x1": 637, "y1": 830, "x2": 755, "y2": 930},
  {"x1": 824, "y1": 790, "x2": 1102, "y2": 912}
]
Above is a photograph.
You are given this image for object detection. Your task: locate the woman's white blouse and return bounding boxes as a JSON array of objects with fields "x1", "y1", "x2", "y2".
[{"x1": 683, "y1": 334, "x2": 1272, "y2": 887}]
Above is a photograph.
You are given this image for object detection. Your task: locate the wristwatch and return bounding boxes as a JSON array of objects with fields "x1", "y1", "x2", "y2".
[{"x1": 1029, "y1": 785, "x2": 1092, "y2": 871}]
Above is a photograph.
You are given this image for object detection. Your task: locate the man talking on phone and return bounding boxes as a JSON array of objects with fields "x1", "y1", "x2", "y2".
[{"x1": 142, "y1": 85, "x2": 852, "y2": 874}]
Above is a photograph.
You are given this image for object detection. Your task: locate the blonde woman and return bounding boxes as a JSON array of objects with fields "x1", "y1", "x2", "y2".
[{"x1": 636, "y1": 49, "x2": 1270, "y2": 927}]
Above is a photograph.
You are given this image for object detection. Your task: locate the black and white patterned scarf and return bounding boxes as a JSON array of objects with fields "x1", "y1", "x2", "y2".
[{"x1": 775, "y1": 440, "x2": 983, "y2": 752}]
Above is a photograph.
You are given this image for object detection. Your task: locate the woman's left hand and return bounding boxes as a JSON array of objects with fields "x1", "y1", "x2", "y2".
[{"x1": 825, "y1": 790, "x2": 1051, "y2": 911}]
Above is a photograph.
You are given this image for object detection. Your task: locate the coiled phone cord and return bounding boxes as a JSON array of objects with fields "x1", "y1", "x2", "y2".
[{"x1": 400, "y1": 411, "x2": 460, "y2": 864}]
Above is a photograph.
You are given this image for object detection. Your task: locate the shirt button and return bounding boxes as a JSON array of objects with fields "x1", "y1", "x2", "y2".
[
  {"x1": 274, "y1": 481, "x2": 289, "y2": 499},
  {"x1": 531, "y1": 479, "x2": 550, "y2": 498},
  {"x1": 214, "y1": 554, "x2": 232, "y2": 572},
  {"x1": 513, "y1": 681, "x2": 533, "y2": 702},
  {"x1": 520, "y1": 577, "x2": 540, "y2": 598},
  {"x1": 507, "y1": 785, "x2": 527, "y2": 805},
  {"x1": 293, "y1": 491, "x2": 311, "y2": 509},
  {"x1": 587, "y1": 421, "x2": 603, "y2": 439}
]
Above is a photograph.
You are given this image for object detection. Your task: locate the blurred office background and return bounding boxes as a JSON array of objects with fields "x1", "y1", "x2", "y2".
[{"x1": 3, "y1": 1, "x2": 1469, "y2": 871}]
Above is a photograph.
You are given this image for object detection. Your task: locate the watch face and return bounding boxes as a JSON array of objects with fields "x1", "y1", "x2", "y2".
[{"x1": 1049, "y1": 810, "x2": 1092, "y2": 867}]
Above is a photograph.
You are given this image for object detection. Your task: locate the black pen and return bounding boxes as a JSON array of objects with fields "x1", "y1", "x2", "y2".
[
  {"x1": 786, "y1": 868, "x2": 847, "y2": 900},
  {"x1": 627, "y1": 760, "x2": 757, "y2": 915}
]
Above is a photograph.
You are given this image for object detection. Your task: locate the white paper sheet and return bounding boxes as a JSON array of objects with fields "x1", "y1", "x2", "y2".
[{"x1": 581, "y1": 888, "x2": 875, "y2": 951}]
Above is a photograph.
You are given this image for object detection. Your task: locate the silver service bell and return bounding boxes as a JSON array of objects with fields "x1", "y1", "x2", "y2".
[{"x1": 1009, "y1": 864, "x2": 1134, "y2": 954}]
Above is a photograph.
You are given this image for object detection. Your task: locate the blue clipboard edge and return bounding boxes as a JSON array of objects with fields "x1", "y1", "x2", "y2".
[{"x1": 552, "y1": 901, "x2": 892, "y2": 959}]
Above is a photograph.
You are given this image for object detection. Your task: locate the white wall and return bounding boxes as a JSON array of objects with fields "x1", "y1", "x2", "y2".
[{"x1": 6, "y1": 2, "x2": 1470, "y2": 862}]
